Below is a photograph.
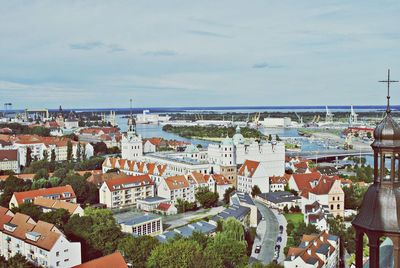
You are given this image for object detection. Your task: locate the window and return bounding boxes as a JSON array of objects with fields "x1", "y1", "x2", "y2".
[
  {"x1": 330, "y1": 205, "x2": 334, "y2": 210},
  {"x1": 337, "y1": 204, "x2": 340, "y2": 210},
  {"x1": 56, "y1": 261, "x2": 60, "y2": 267},
  {"x1": 337, "y1": 196, "x2": 340, "y2": 201},
  {"x1": 332, "y1": 197, "x2": 335, "y2": 201},
  {"x1": 56, "y1": 251, "x2": 60, "y2": 257}
]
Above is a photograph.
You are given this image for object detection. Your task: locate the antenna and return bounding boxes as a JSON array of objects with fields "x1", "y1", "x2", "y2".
[{"x1": 130, "y1": 98, "x2": 133, "y2": 116}]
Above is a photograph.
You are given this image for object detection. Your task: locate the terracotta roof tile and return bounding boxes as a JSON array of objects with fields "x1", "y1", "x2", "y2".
[
  {"x1": 13, "y1": 185, "x2": 76, "y2": 206},
  {"x1": 73, "y1": 252, "x2": 127, "y2": 268},
  {"x1": 238, "y1": 160, "x2": 260, "y2": 177},
  {"x1": 104, "y1": 175, "x2": 153, "y2": 192},
  {"x1": 164, "y1": 175, "x2": 189, "y2": 190}
]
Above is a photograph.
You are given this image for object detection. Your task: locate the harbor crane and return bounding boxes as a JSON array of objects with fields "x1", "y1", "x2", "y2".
[
  {"x1": 325, "y1": 106, "x2": 334, "y2": 124},
  {"x1": 3, "y1": 103, "x2": 12, "y2": 116},
  {"x1": 349, "y1": 105, "x2": 358, "y2": 126}
]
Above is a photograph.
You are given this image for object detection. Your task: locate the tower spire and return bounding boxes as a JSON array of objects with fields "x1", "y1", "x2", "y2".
[{"x1": 379, "y1": 69, "x2": 398, "y2": 113}]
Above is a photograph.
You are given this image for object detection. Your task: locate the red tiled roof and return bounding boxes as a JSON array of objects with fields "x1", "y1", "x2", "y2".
[
  {"x1": 164, "y1": 175, "x2": 189, "y2": 190},
  {"x1": 104, "y1": 175, "x2": 153, "y2": 192},
  {"x1": 13, "y1": 185, "x2": 76, "y2": 205},
  {"x1": 0, "y1": 149, "x2": 18, "y2": 161},
  {"x1": 310, "y1": 177, "x2": 336, "y2": 195},
  {"x1": 238, "y1": 160, "x2": 260, "y2": 177},
  {"x1": 145, "y1": 137, "x2": 164, "y2": 146},
  {"x1": 212, "y1": 174, "x2": 232, "y2": 186},
  {"x1": 291, "y1": 172, "x2": 322, "y2": 192},
  {"x1": 156, "y1": 202, "x2": 171, "y2": 211},
  {"x1": 73, "y1": 252, "x2": 127, "y2": 268},
  {"x1": 269, "y1": 175, "x2": 288, "y2": 184}
]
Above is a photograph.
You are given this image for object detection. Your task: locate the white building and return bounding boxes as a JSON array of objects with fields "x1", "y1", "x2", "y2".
[
  {"x1": 257, "y1": 191, "x2": 301, "y2": 210},
  {"x1": 208, "y1": 126, "x2": 285, "y2": 182},
  {"x1": 0, "y1": 207, "x2": 81, "y2": 267},
  {"x1": 99, "y1": 175, "x2": 154, "y2": 209},
  {"x1": 121, "y1": 114, "x2": 143, "y2": 160},
  {"x1": 261, "y1": 117, "x2": 291, "y2": 128},
  {"x1": 157, "y1": 175, "x2": 195, "y2": 205},
  {"x1": 119, "y1": 214, "x2": 163, "y2": 236},
  {"x1": 304, "y1": 201, "x2": 329, "y2": 231},
  {"x1": 0, "y1": 149, "x2": 19, "y2": 173},
  {"x1": 33, "y1": 197, "x2": 84, "y2": 216},
  {"x1": 237, "y1": 160, "x2": 282, "y2": 194},
  {"x1": 284, "y1": 230, "x2": 339, "y2": 268},
  {"x1": 207, "y1": 174, "x2": 233, "y2": 200}
]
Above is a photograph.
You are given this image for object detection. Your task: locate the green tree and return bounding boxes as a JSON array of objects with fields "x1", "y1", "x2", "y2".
[
  {"x1": 67, "y1": 140, "x2": 73, "y2": 161},
  {"x1": 49, "y1": 176, "x2": 62, "y2": 187},
  {"x1": 82, "y1": 144, "x2": 87, "y2": 161},
  {"x1": 223, "y1": 187, "x2": 235, "y2": 204},
  {"x1": 53, "y1": 168, "x2": 68, "y2": 179},
  {"x1": 147, "y1": 239, "x2": 203, "y2": 268},
  {"x1": 62, "y1": 173, "x2": 98, "y2": 204},
  {"x1": 0, "y1": 175, "x2": 32, "y2": 207},
  {"x1": 195, "y1": 187, "x2": 219, "y2": 208},
  {"x1": 51, "y1": 149, "x2": 56, "y2": 163},
  {"x1": 76, "y1": 142, "x2": 82, "y2": 162},
  {"x1": 33, "y1": 168, "x2": 49, "y2": 180},
  {"x1": 251, "y1": 185, "x2": 261, "y2": 197},
  {"x1": 26, "y1": 147, "x2": 32, "y2": 167},
  {"x1": 42, "y1": 150, "x2": 49, "y2": 161},
  {"x1": 31, "y1": 178, "x2": 51, "y2": 189},
  {"x1": 118, "y1": 235, "x2": 159, "y2": 268},
  {"x1": 11, "y1": 203, "x2": 43, "y2": 221},
  {"x1": 6, "y1": 253, "x2": 36, "y2": 268},
  {"x1": 40, "y1": 209, "x2": 70, "y2": 230}
]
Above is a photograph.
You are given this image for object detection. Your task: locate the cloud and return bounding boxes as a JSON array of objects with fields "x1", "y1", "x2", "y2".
[
  {"x1": 187, "y1": 30, "x2": 232, "y2": 39},
  {"x1": 143, "y1": 50, "x2": 177, "y2": 56},
  {"x1": 69, "y1": 41, "x2": 104, "y2": 50}
]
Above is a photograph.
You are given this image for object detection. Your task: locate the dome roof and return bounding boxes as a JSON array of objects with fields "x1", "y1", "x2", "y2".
[
  {"x1": 232, "y1": 126, "x2": 245, "y2": 144},
  {"x1": 185, "y1": 144, "x2": 199, "y2": 153},
  {"x1": 222, "y1": 136, "x2": 234, "y2": 146},
  {"x1": 372, "y1": 113, "x2": 400, "y2": 148},
  {"x1": 352, "y1": 183, "x2": 400, "y2": 234}
]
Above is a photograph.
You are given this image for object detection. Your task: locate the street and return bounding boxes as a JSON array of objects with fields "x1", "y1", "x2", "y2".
[{"x1": 250, "y1": 200, "x2": 279, "y2": 265}]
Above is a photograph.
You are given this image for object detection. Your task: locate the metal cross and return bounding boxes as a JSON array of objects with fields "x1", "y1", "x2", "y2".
[{"x1": 379, "y1": 69, "x2": 399, "y2": 113}]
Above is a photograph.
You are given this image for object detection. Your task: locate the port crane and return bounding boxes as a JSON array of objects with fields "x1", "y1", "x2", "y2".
[{"x1": 325, "y1": 106, "x2": 334, "y2": 124}]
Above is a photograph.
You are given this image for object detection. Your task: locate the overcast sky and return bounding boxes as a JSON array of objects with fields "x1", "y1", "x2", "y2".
[{"x1": 1, "y1": 1, "x2": 400, "y2": 109}]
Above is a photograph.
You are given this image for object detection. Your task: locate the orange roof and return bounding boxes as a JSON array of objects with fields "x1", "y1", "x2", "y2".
[
  {"x1": 188, "y1": 172, "x2": 208, "y2": 184},
  {"x1": 13, "y1": 185, "x2": 76, "y2": 205},
  {"x1": 156, "y1": 202, "x2": 172, "y2": 211},
  {"x1": 238, "y1": 160, "x2": 260, "y2": 177},
  {"x1": 73, "y1": 252, "x2": 127, "y2": 268},
  {"x1": 104, "y1": 175, "x2": 153, "y2": 192},
  {"x1": 212, "y1": 174, "x2": 232, "y2": 186},
  {"x1": 310, "y1": 177, "x2": 336, "y2": 195},
  {"x1": 157, "y1": 165, "x2": 167, "y2": 176},
  {"x1": 269, "y1": 175, "x2": 289, "y2": 184},
  {"x1": 0, "y1": 211, "x2": 62, "y2": 251},
  {"x1": 164, "y1": 175, "x2": 189, "y2": 190},
  {"x1": 145, "y1": 137, "x2": 164, "y2": 146},
  {"x1": 291, "y1": 172, "x2": 322, "y2": 192},
  {"x1": 33, "y1": 197, "x2": 80, "y2": 214}
]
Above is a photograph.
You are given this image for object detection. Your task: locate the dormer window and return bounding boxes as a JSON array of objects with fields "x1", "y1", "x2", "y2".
[
  {"x1": 26, "y1": 231, "x2": 41, "y2": 242},
  {"x1": 4, "y1": 223, "x2": 17, "y2": 233},
  {"x1": 63, "y1": 192, "x2": 71, "y2": 198}
]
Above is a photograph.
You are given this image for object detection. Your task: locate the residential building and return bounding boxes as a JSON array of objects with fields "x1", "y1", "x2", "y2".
[
  {"x1": 0, "y1": 149, "x2": 19, "y2": 173},
  {"x1": 269, "y1": 175, "x2": 290, "y2": 192},
  {"x1": 284, "y1": 230, "x2": 340, "y2": 268},
  {"x1": 208, "y1": 174, "x2": 233, "y2": 200},
  {"x1": 136, "y1": 196, "x2": 168, "y2": 212},
  {"x1": 157, "y1": 175, "x2": 194, "y2": 204},
  {"x1": 0, "y1": 207, "x2": 81, "y2": 267},
  {"x1": 237, "y1": 160, "x2": 273, "y2": 194},
  {"x1": 119, "y1": 214, "x2": 163, "y2": 236},
  {"x1": 304, "y1": 201, "x2": 330, "y2": 231},
  {"x1": 73, "y1": 252, "x2": 127, "y2": 268},
  {"x1": 308, "y1": 177, "x2": 344, "y2": 218},
  {"x1": 9, "y1": 185, "x2": 77, "y2": 209},
  {"x1": 257, "y1": 191, "x2": 301, "y2": 210},
  {"x1": 143, "y1": 137, "x2": 167, "y2": 153},
  {"x1": 156, "y1": 221, "x2": 216, "y2": 243},
  {"x1": 78, "y1": 127, "x2": 122, "y2": 148},
  {"x1": 155, "y1": 202, "x2": 178, "y2": 215},
  {"x1": 33, "y1": 197, "x2": 84, "y2": 216},
  {"x1": 99, "y1": 175, "x2": 154, "y2": 209}
]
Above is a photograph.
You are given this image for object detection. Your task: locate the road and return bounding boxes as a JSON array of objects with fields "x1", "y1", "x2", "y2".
[
  {"x1": 250, "y1": 200, "x2": 279, "y2": 265},
  {"x1": 271, "y1": 210, "x2": 288, "y2": 263}
]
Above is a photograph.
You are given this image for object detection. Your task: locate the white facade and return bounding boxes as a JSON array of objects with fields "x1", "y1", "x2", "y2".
[
  {"x1": 261, "y1": 117, "x2": 291, "y2": 128},
  {"x1": 0, "y1": 149, "x2": 20, "y2": 173},
  {"x1": 0, "y1": 209, "x2": 81, "y2": 268},
  {"x1": 237, "y1": 160, "x2": 277, "y2": 194},
  {"x1": 143, "y1": 140, "x2": 156, "y2": 153},
  {"x1": 208, "y1": 126, "x2": 285, "y2": 174}
]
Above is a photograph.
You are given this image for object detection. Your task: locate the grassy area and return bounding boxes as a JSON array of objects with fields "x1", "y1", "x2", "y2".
[{"x1": 284, "y1": 213, "x2": 304, "y2": 225}]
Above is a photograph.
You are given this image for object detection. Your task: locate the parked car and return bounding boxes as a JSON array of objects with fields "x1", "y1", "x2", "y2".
[
  {"x1": 255, "y1": 245, "x2": 262, "y2": 253},
  {"x1": 279, "y1": 225, "x2": 284, "y2": 234},
  {"x1": 277, "y1": 236, "x2": 282, "y2": 243},
  {"x1": 275, "y1": 244, "x2": 281, "y2": 251}
]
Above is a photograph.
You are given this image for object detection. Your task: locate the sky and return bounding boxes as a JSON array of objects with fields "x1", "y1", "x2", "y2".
[{"x1": 1, "y1": 1, "x2": 400, "y2": 109}]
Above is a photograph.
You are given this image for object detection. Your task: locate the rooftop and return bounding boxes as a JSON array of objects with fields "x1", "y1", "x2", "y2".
[
  {"x1": 258, "y1": 191, "x2": 301, "y2": 204},
  {"x1": 120, "y1": 214, "x2": 161, "y2": 226}
]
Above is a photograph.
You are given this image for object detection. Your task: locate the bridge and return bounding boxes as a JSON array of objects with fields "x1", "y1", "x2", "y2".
[{"x1": 287, "y1": 149, "x2": 373, "y2": 160}]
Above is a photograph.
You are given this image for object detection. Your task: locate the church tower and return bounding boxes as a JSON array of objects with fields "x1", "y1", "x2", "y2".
[
  {"x1": 121, "y1": 99, "x2": 143, "y2": 160},
  {"x1": 352, "y1": 69, "x2": 400, "y2": 267}
]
